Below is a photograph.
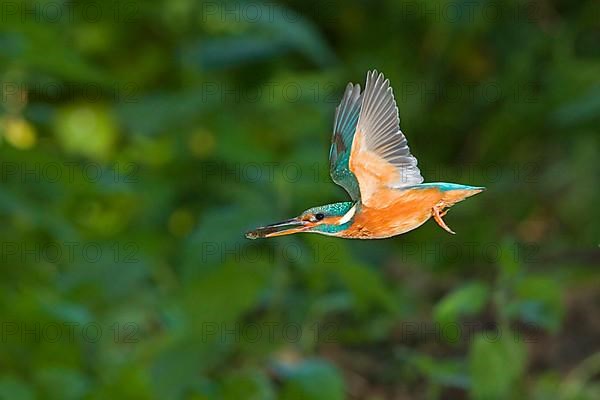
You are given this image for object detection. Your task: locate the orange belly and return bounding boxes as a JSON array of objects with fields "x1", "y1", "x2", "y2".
[{"x1": 341, "y1": 187, "x2": 444, "y2": 238}]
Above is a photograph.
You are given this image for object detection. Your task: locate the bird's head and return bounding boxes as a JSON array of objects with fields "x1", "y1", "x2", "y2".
[{"x1": 245, "y1": 202, "x2": 356, "y2": 239}]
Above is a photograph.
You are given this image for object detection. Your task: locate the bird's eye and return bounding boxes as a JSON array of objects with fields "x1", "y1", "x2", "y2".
[{"x1": 315, "y1": 213, "x2": 325, "y2": 221}]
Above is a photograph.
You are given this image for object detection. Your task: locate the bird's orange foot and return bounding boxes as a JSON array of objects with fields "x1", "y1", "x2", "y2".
[{"x1": 432, "y1": 205, "x2": 455, "y2": 235}]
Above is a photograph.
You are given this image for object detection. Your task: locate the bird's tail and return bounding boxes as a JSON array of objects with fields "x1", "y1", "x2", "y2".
[
  {"x1": 442, "y1": 185, "x2": 485, "y2": 207},
  {"x1": 431, "y1": 184, "x2": 485, "y2": 235}
]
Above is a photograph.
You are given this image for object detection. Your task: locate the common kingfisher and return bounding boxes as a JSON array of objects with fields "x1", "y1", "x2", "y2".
[{"x1": 246, "y1": 70, "x2": 484, "y2": 239}]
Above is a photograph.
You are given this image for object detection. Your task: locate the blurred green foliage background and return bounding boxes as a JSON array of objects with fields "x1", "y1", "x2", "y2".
[{"x1": 1, "y1": 0, "x2": 599, "y2": 399}]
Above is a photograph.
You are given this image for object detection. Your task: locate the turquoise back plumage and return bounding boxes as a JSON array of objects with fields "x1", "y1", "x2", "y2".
[{"x1": 411, "y1": 182, "x2": 486, "y2": 192}]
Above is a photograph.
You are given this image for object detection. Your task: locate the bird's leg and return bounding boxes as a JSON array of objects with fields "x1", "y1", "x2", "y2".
[{"x1": 432, "y1": 204, "x2": 455, "y2": 235}]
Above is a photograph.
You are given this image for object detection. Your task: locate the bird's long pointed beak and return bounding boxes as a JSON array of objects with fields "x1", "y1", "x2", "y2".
[{"x1": 245, "y1": 218, "x2": 306, "y2": 239}]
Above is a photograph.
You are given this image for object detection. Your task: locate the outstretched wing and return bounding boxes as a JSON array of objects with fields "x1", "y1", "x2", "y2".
[
  {"x1": 329, "y1": 82, "x2": 362, "y2": 200},
  {"x1": 349, "y1": 70, "x2": 424, "y2": 207}
]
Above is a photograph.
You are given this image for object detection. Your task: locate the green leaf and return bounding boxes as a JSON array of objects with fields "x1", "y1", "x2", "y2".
[
  {"x1": 185, "y1": 4, "x2": 335, "y2": 69},
  {"x1": 35, "y1": 367, "x2": 90, "y2": 400},
  {"x1": 0, "y1": 377, "x2": 34, "y2": 400},
  {"x1": 279, "y1": 360, "x2": 344, "y2": 400},
  {"x1": 498, "y1": 238, "x2": 521, "y2": 278},
  {"x1": 469, "y1": 334, "x2": 526, "y2": 400},
  {"x1": 434, "y1": 282, "x2": 490, "y2": 327},
  {"x1": 553, "y1": 86, "x2": 600, "y2": 127},
  {"x1": 220, "y1": 370, "x2": 274, "y2": 400},
  {"x1": 512, "y1": 276, "x2": 564, "y2": 333},
  {"x1": 407, "y1": 352, "x2": 469, "y2": 389},
  {"x1": 54, "y1": 104, "x2": 118, "y2": 161}
]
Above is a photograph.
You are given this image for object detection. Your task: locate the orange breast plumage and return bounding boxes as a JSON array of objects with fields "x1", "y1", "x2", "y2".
[{"x1": 339, "y1": 185, "x2": 483, "y2": 239}]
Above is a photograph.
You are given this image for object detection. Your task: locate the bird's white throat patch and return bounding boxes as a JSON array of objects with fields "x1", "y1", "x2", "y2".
[{"x1": 338, "y1": 204, "x2": 357, "y2": 225}]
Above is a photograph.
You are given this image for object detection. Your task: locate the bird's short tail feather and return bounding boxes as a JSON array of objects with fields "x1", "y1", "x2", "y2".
[{"x1": 442, "y1": 186, "x2": 484, "y2": 207}]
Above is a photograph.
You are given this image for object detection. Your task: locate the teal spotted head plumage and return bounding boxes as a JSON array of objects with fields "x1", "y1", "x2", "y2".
[{"x1": 246, "y1": 70, "x2": 485, "y2": 239}]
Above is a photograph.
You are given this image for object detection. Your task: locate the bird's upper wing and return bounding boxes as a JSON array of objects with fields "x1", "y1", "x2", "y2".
[
  {"x1": 349, "y1": 70, "x2": 424, "y2": 207},
  {"x1": 329, "y1": 82, "x2": 362, "y2": 201}
]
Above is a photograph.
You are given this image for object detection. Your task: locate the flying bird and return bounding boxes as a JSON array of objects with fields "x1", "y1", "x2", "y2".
[{"x1": 246, "y1": 70, "x2": 484, "y2": 239}]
